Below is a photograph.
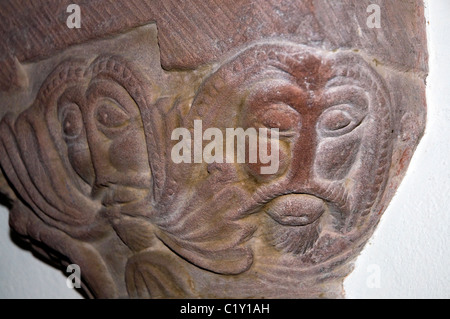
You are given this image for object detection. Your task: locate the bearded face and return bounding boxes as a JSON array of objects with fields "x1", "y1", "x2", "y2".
[{"x1": 155, "y1": 42, "x2": 393, "y2": 274}]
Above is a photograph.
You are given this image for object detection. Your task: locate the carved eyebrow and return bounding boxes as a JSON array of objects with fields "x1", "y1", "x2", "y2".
[
  {"x1": 245, "y1": 80, "x2": 309, "y2": 117},
  {"x1": 86, "y1": 79, "x2": 137, "y2": 115},
  {"x1": 325, "y1": 75, "x2": 360, "y2": 89},
  {"x1": 322, "y1": 85, "x2": 369, "y2": 110}
]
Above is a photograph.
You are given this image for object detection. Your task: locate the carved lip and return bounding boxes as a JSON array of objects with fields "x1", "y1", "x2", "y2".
[
  {"x1": 264, "y1": 194, "x2": 325, "y2": 226},
  {"x1": 94, "y1": 183, "x2": 150, "y2": 209}
]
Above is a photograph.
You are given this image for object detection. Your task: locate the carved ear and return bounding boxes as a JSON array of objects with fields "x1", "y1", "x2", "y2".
[{"x1": 0, "y1": 60, "x2": 106, "y2": 240}]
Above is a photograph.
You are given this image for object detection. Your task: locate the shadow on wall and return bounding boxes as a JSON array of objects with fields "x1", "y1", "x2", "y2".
[{"x1": 0, "y1": 191, "x2": 88, "y2": 299}]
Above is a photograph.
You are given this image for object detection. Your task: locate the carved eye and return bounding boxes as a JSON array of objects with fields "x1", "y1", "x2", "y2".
[
  {"x1": 249, "y1": 103, "x2": 300, "y2": 138},
  {"x1": 60, "y1": 104, "x2": 83, "y2": 139},
  {"x1": 262, "y1": 107, "x2": 298, "y2": 131},
  {"x1": 96, "y1": 101, "x2": 129, "y2": 129},
  {"x1": 318, "y1": 106, "x2": 364, "y2": 137},
  {"x1": 321, "y1": 110, "x2": 352, "y2": 131}
]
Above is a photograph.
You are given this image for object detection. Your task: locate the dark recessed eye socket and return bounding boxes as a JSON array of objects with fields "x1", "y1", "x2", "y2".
[
  {"x1": 60, "y1": 104, "x2": 83, "y2": 139},
  {"x1": 95, "y1": 100, "x2": 130, "y2": 129},
  {"x1": 317, "y1": 106, "x2": 364, "y2": 137}
]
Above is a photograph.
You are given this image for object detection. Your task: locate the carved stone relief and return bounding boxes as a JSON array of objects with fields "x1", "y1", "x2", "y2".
[{"x1": 0, "y1": 1, "x2": 428, "y2": 298}]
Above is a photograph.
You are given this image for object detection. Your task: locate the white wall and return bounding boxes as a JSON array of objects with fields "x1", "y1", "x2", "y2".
[
  {"x1": 0, "y1": 210, "x2": 83, "y2": 299},
  {"x1": 343, "y1": 0, "x2": 450, "y2": 299},
  {"x1": 0, "y1": 0, "x2": 448, "y2": 299}
]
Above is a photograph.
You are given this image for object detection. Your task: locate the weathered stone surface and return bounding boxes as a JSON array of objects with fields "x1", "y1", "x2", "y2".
[{"x1": 0, "y1": 1, "x2": 427, "y2": 298}]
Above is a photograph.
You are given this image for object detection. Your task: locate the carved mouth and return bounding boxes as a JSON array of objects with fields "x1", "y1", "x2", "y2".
[
  {"x1": 264, "y1": 194, "x2": 325, "y2": 226},
  {"x1": 262, "y1": 193, "x2": 326, "y2": 255},
  {"x1": 92, "y1": 183, "x2": 151, "y2": 218}
]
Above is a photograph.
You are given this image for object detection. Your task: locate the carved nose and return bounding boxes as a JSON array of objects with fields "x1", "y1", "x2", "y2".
[
  {"x1": 83, "y1": 119, "x2": 118, "y2": 189},
  {"x1": 288, "y1": 126, "x2": 318, "y2": 185},
  {"x1": 90, "y1": 152, "x2": 121, "y2": 195}
]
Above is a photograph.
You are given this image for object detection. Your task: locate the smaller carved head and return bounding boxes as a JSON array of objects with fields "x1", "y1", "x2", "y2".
[
  {"x1": 57, "y1": 57, "x2": 152, "y2": 215},
  {"x1": 0, "y1": 56, "x2": 158, "y2": 241}
]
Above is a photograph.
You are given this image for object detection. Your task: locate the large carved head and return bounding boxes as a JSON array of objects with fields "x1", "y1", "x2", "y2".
[{"x1": 152, "y1": 42, "x2": 394, "y2": 276}]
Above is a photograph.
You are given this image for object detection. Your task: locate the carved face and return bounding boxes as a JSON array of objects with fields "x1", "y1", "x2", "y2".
[
  {"x1": 57, "y1": 58, "x2": 151, "y2": 215},
  {"x1": 237, "y1": 47, "x2": 378, "y2": 254},
  {"x1": 0, "y1": 56, "x2": 156, "y2": 241},
  {"x1": 168, "y1": 42, "x2": 393, "y2": 271}
]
